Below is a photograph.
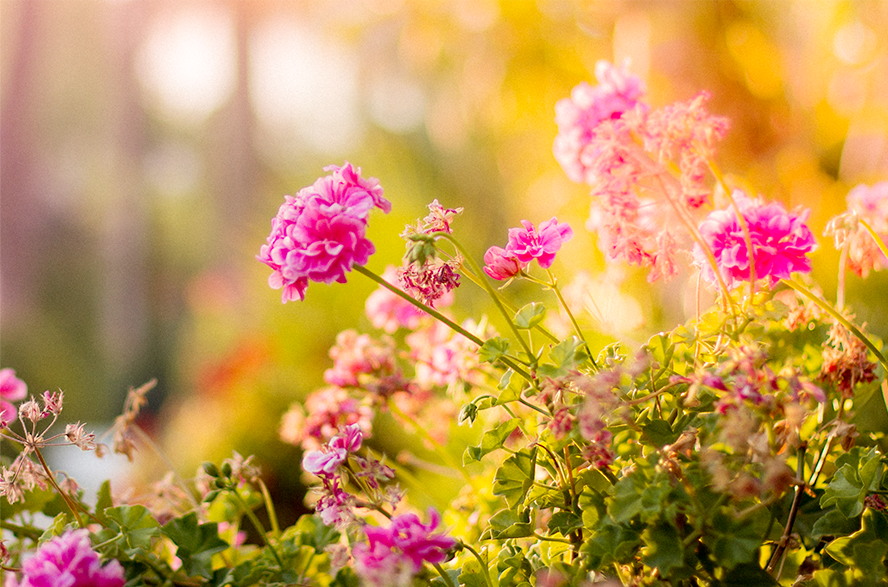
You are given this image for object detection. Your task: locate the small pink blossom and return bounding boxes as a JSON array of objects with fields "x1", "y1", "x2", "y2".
[
  {"x1": 302, "y1": 424, "x2": 364, "y2": 477},
  {"x1": 7, "y1": 530, "x2": 125, "y2": 587},
  {"x1": 258, "y1": 163, "x2": 390, "y2": 302},
  {"x1": 365, "y1": 266, "x2": 427, "y2": 333},
  {"x1": 694, "y1": 193, "x2": 817, "y2": 289},
  {"x1": 483, "y1": 246, "x2": 526, "y2": 280},
  {"x1": 406, "y1": 320, "x2": 486, "y2": 390},
  {"x1": 279, "y1": 387, "x2": 373, "y2": 451},
  {"x1": 397, "y1": 258, "x2": 461, "y2": 308},
  {"x1": 0, "y1": 369, "x2": 27, "y2": 426},
  {"x1": 505, "y1": 218, "x2": 573, "y2": 269},
  {"x1": 827, "y1": 182, "x2": 888, "y2": 277},
  {"x1": 324, "y1": 330, "x2": 399, "y2": 389},
  {"x1": 554, "y1": 60, "x2": 646, "y2": 184}
]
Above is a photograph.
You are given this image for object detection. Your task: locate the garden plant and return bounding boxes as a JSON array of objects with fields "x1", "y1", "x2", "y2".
[{"x1": 2, "y1": 60, "x2": 888, "y2": 587}]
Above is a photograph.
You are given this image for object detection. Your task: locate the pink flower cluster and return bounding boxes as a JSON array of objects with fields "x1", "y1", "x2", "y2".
[
  {"x1": 554, "y1": 60, "x2": 646, "y2": 184},
  {"x1": 555, "y1": 61, "x2": 731, "y2": 282},
  {"x1": 483, "y1": 218, "x2": 573, "y2": 280},
  {"x1": 0, "y1": 368, "x2": 27, "y2": 426},
  {"x1": 352, "y1": 509, "x2": 455, "y2": 587},
  {"x1": 827, "y1": 182, "x2": 888, "y2": 277},
  {"x1": 279, "y1": 386, "x2": 373, "y2": 451},
  {"x1": 365, "y1": 266, "x2": 431, "y2": 333},
  {"x1": 693, "y1": 193, "x2": 817, "y2": 289},
  {"x1": 258, "y1": 163, "x2": 390, "y2": 302},
  {"x1": 6, "y1": 530, "x2": 125, "y2": 587}
]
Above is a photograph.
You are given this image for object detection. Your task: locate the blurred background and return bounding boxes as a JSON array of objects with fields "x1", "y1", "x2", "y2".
[{"x1": 2, "y1": 0, "x2": 887, "y2": 522}]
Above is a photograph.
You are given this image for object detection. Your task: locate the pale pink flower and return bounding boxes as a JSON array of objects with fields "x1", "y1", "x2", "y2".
[
  {"x1": 554, "y1": 60, "x2": 646, "y2": 184},
  {"x1": 257, "y1": 162, "x2": 389, "y2": 302},
  {"x1": 324, "y1": 330, "x2": 399, "y2": 389},
  {"x1": 505, "y1": 218, "x2": 573, "y2": 269},
  {"x1": 0, "y1": 369, "x2": 27, "y2": 426},
  {"x1": 401, "y1": 200, "x2": 464, "y2": 237},
  {"x1": 280, "y1": 387, "x2": 373, "y2": 451},
  {"x1": 483, "y1": 246, "x2": 526, "y2": 280},
  {"x1": 302, "y1": 424, "x2": 363, "y2": 477},
  {"x1": 406, "y1": 320, "x2": 486, "y2": 390},
  {"x1": 365, "y1": 266, "x2": 426, "y2": 333},
  {"x1": 7, "y1": 530, "x2": 125, "y2": 587},
  {"x1": 831, "y1": 182, "x2": 888, "y2": 277},
  {"x1": 694, "y1": 193, "x2": 817, "y2": 289},
  {"x1": 635, "y1": 92, "x2": 729, "y2": 209}
]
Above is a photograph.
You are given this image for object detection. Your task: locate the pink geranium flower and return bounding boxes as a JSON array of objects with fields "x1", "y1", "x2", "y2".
[
  {"x1": 302, "y1": 424, "x2": 364, "y2": 477},
  {"x1": 0, "y1": 368, "x2": 27, "y2": 426},
  {"x1": 7, "y1": 530, "x2": 125, "y2": 587},
  {"x1": 353, "y1": 509, "x2": 455, "y2": 586},
  {"x1": 258, "y1": 163, "x2": 390, "y2": 302},
  {"x1": 483, "y1": 246, "x2": 526, "y2": 281},
  {"x1": 506, "y1": 218, "x2": 573, "y2": 269},
  {"x1": 554, "y1": 60, "x2": 646, "y2": 184},
  {"x1": 694, "y1": 193, "x2": 817, "y2": 289}
]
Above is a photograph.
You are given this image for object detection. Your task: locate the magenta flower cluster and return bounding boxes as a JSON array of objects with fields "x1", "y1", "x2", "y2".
[
  {"x1": 352, "y1": 509, "x2": 455, "y2": 587},
  {"x1": 694, "y1": 193, "x2": 817, "y2": 289},
  {"x1": 6, "y1": 530, "x2": 125, "y2": 587},
  {"x1": 0, "y1": 368, "x2": 27, "y2": 426},
  {"x1": 258, "y1": 163, "x2": 390, "y2": 302},
  {"x1": 483, "y1": 218, "x2": 573, "y2": 280}
]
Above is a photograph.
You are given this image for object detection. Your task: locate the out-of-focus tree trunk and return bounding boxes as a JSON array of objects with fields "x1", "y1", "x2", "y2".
[{"x1": 1, "y1": 0, "x2": 46, "y2": 324}]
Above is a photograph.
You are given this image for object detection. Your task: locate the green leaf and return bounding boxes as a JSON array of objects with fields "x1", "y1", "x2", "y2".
[
  {"x1": 642, "y1": 419, "x2": 680, "y2": 447},
  {"x1": 162, "y1": 513, "x2": 229, "y2": 578},
  {"x1": 457, "y1": 558, "x2": 490, "y2": 587},
  {"x1": 547, "y1": 511, "x2": 583, "y2": 536},
  {"x1": 812, "y1": 509, "x2": 861, "y2": 539},
  {"x1": 514, "y1": 302, "x2": 547, "y2": 329},
  {"x1": 479, "y1": 337, "x2": 511, "y2": 363},
  {"x1": 463, "y1": 418, "x2": 520, "y2": 464},
  {"x1": 717, "y1": 563, "x2": 780, "y2": 587},
  {"x1": 94, "y1": 480, "x2": 114, "y2": 525},
  {"x1": 104, "y1": 505, "x2": 161, "y2": 553},
  {"x1": 537, "y1": 337, "x2": 589, "y2": 378},
  {"x1": 824, "y1": 509, "x2": 888, "y2": 580},
  {"x1": 702, "y1": 507, "x2": 766, "y2": 569},
  {"x1": 641, "y1": 522, "x2": 684, "y2": 575},
  {"x1": 821, "y1": 465, "x2": 867, "y2": 519},
  {"x1": 487, "y1": 509, "x2": 533, "y2": 539},
  {"x1": 493, "y1": 447, "x2": 537, "y2": 508}
]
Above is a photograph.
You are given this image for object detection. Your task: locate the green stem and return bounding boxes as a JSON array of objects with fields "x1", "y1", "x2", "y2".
[
  {"x1": 461, "y1": 264, "x2": 559, "y2": 344},
  {"x1": 545, "y1": 269, "x2": 598, "y2": 370},
  {"x1": 386, "y1": 398, "x2": 481, "y2": 496},
  {"x1": 432, "y1": 562, "x2": 457, "y2": 587},
  {"x1": 354, "y1": 264, "x2": 535, "y2": 383},
  {"x1": 230, "y1": 488, "x2": 284, "y2": 568},
  {"x1": 782, "y1": 278, "x2": 888, "y2": 372},
  {"x1": 258, "y1": 479, "x2": 281, "y2": 538},
  {"x1": 33, "y1": 447, "x2": 85, "y2": 528},
  {"x1": 459, "y1": 541, "x2": 495, "y2": 587},
  {"x1": 859, "y1": 218, "x2": 888, "y2": 261},
  {"x1": 433, "y1": 232, "x2": 535, "y2": 360}
]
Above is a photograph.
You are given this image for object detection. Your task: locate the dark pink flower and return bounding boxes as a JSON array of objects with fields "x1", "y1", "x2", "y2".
[
  {"x1": 0, "y1": 368, "x2": 27, "y2": 426},
  {"x1": 353, "y1": 509, "x2": 455, "y2": 586},
  {"x1": 7, "y1": 530, "x2": 125, "y2": 587},
  {"x1": 483, "y1": 246, "x2": 526, "y2": 280},
  {"x1": 694, "y1": 193, "x2": 817, "y2": 289},
  {"x1": 506, "y1": 218, "x2": 573, "y2": 269},
  {"x1": 258, "y1": 163, "x2": 390, "y2": 302},
  {"x1": 554, "y1": 60, "x2": 646, "y2": 184}
]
